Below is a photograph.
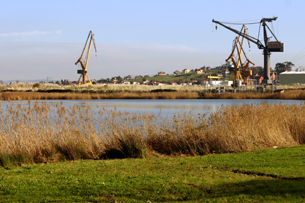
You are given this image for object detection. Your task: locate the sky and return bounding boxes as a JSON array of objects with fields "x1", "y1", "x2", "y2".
[{"x1": 1, "y1": 0, "x2": 305, "y2": 81}]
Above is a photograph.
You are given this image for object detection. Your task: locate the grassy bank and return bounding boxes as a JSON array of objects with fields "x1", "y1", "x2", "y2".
[
  {"x1": 0, "y1": 145, "x2": 304, "y2": 202},
  {"x1": 0, "y1": 101, "x2": 305, "y2": 167}
]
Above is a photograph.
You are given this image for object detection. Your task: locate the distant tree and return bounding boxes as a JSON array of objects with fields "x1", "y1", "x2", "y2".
[
  {"x1": 61, "y1": 79, "x2": 69, "y2": 85},
  {"x1": 295, "y1": 65, "x2": 305, "y2": 72},
  {"x1": 275, "y1": 61, "x2": 294, "y2": 73},
  {"x1": 0, "y1": 80, "x2": 3, "y2": 85},
  {"x1": 251, "y1": 66, "x2": 263, "y2": 75}
]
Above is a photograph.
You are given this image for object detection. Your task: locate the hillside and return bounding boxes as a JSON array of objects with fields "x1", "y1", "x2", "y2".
[{"x1": 129, "y1": 69, "x2": 230, "y2": 84}]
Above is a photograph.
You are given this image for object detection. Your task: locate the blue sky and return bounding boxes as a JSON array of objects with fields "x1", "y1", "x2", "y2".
[{"x1": 1, "y1": 0, "x2": 304, "y2": 81}]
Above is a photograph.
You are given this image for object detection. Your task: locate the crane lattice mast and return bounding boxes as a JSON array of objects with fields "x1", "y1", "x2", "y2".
[
  {"x1": 75, "y1": 30, "x2": 97, "y2": 85},
  {"x1": 226, "y1": 25, "x2": 255, "y2": 83}
]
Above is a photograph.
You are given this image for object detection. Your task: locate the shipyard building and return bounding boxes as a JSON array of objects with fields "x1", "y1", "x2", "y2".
[{"x1": 279, "y1": 72, "x2": 305, "y2": 85}]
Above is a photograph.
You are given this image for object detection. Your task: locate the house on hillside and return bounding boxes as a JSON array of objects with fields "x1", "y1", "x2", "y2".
[
  {"x1": 196, "y1": 68, "x2": 204, "y2": 74},
  {"x1": 133, "y1": 81, "x2": 140, "y2": 85},
  {"x1": 112, "y1": 78, "x2": 119, "y2": 84},
  {"x1": 150, "y1": 80, "x2": 157, "y2": 85},
  {"x1": 143, "y1": 79, "x2": 150, "y2": 84},
  {"x1": 135, "y1": 75, "x2": 142, "y2": 79},
  {"x1": 182, "y1": 69, "x2": 190, "y2": 73},
  {"x1": 144, "y1": 75, "x2": 150, "y2": 78},
  {"x1": 124, "y1": 75, "x2": 132, "y2": 80},
  {"x1": 201, "y1": 80, "x2": 209, "y2": 86},
  {"x1": 158, "y1": 71, "x2": 166, "y2": 76},
  {"x1": 191, "y1": 80, "x2": 198, "y2": 85},
  {"x1": 122, "y1": 80, "x2": 130, "y2": 85},
  {"x1": 169, "y1": 81, "x2": 177, "y2": 85},
  {"x1": 173, "y1": 70, "x2": 181, "y2": 75}
]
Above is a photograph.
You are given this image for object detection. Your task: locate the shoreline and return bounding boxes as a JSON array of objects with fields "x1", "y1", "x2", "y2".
[{"x1": 1, "y1": 89, "x2": 305, "y2": 100}]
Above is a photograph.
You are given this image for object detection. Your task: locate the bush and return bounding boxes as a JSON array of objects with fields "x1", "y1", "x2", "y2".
[{"x1": 33, "y1": 83, "x2": 40, "y2": 88}]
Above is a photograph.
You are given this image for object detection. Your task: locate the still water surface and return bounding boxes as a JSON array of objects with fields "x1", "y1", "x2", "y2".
[{"x1": 1, "y1": 99, "x2": 303, "y2": 117}]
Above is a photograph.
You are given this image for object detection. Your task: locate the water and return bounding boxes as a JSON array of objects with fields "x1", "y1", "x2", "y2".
[{"x1": 1, "y1": 99, "x2": 303, "y2": 117}]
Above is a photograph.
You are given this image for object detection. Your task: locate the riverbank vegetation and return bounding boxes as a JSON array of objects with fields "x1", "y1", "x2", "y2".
[
  {"x1": 0, "y1": 145, "x2": 304, "y2": 202},
  {"x1": 2, "y1": 82, "x2": 305, "y2": 100},
  {"x1": 2, "y1": 89, "x2": 305, "y2": 100},
  {"x1": 1, "y1": 101, "x2": 305, "y2": 167}
]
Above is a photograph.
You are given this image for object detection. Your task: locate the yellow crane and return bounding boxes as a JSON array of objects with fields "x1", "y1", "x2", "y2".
[
  {"x1": 225, "y1": 25, "x2": 255, "y2": 83},
  {"x1": 213, "y1": 17, "x2": 284, "y2": 84},
  {"x1": 75, "y1": 30, "x2": 97, "y2": 85}
]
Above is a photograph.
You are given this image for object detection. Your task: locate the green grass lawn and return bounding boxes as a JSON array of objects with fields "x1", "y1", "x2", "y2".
[{"x1": 0, "y1": 146, "x2": 304, "y2": 202}]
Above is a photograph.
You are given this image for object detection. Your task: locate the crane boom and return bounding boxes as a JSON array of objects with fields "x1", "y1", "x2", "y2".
[
  {"x1": 212, "y1": 19, "x2": 264, "y2": 49},
  {"x1": 75, "y1": 30, "x2": 97, "y2": 85}
]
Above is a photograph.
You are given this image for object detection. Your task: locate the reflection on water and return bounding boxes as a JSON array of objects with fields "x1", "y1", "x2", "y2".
[{"x1": 1, "y1": 99, "x2": 303, "y2": 117}]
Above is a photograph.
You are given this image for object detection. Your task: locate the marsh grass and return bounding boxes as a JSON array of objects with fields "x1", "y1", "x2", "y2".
[
  {"x1": 1, "y1": 101, "x2": 305, "y2": 166},
  {"x1": 2, "y1": 85, "x2": 305, "y2": 100},
  {"x1": 0, "y1": 91, "x2": 200, "y2": 100}
]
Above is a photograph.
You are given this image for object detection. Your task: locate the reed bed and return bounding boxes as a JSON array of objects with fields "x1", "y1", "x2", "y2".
[
  {"x1": 2, "y1": 82, "x2": 305, "y2": 94},
  {"x1": 0, "y1": 83, "x2": 208, "y2": 93},
  {"x1": 200, "y1": 90, "x2": 305, "y2": 100},
  {"x1": 2, "y1": 89, "x2": 305, "y2": 100},
  {"x1": 0, "y1": 101, "x2": 305, "y2": 167},
  {"x1": 0, "y1": 92, "x2": 200, "y2": 100}
]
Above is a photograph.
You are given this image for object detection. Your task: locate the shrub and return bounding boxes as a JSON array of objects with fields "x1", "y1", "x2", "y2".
[{"x1": 33, "y1": 83, "x2": 40, "y2": 88}]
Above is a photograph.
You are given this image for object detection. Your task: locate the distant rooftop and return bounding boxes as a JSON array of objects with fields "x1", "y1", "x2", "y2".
[{"x1": 280, "y1": 71, "x2": 305, "y2": 74}]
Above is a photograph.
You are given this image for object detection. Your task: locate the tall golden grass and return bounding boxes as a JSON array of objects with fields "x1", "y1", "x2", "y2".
[
  {"x1": 0, "y1": 92, "x2": 200, "y2": 100},
  {"x1": 2, "y1": 89, "x2": 305, "y2": 100},
  {"x1": 0, "y1": 101, "x2": 305, "y2": 166},
  {"x1": 2, "y1": 82, "x2": 305, "y2": 96}
]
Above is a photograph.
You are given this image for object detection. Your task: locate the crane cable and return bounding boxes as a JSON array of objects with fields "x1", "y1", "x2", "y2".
[
  {"x1": 217, "y1": 18, "x2": 261, "y2": 25},
  {"x1": 290, "y1": 47, "x2": 305, "y2": 63},
  {"x1": 217, "y1": 21, "x2": 260, "y2": 25}
]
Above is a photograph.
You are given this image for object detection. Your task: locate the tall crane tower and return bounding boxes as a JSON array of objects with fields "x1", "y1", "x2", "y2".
[
  {"x1": 75, "y1": 30, "x2": 97, "y2": 85},
  {"x1": 212, "y1": 17, "x2": 284, "y2": 84}
]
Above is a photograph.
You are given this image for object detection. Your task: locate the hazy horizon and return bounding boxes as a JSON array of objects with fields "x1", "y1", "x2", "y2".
[{"x1": 1, "y1": 0, "x2": 303, "y2": 81}]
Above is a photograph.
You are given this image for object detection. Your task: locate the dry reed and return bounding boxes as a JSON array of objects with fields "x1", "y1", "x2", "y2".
[
  {"x1": 0, "y1": 92, "x2": 200, "y2": 100},
  {"x1": 2, "y1": 82, "x2": 305, "y2": 101},
  {"x1": 3, "y1": 89, "x2": 305, "y2": 100},
  {"x1": 1, "y1": 101, "x2": 305, "y2": 166}
]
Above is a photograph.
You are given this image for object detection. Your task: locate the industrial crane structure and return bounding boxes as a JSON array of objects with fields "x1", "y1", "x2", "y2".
[
  {"x1": 75, "y1": 30, "x2": 97, "y2": 85},
  {"x1": 212, "y1": 17, "x2": 284, "y2": 84},
  {"x1": 226, "y1": 25, "x2": 255, "y2": 83}
]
